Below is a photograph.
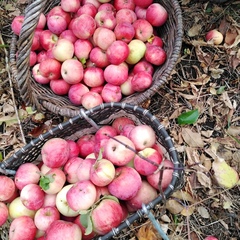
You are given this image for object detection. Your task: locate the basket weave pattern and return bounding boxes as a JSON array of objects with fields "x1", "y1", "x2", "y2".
[{"x1": 10, "y1": 0, "x2": 183, "y2": 117}]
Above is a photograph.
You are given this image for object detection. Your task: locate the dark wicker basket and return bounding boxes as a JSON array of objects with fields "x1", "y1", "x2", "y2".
[
  {"x1": 9, "y1": 0, "x2": 183, "y2": 117},
  {"x1": 0, "y1": 102, "x2": 183, "y2": 239}
]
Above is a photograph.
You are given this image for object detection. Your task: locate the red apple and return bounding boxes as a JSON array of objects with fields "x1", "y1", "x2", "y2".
[
  {"x1": 145, "y1": 45, "x2": 167, "y2": 65},
  {"x1": 95, "y1": 125, "x2": 118, "y2": 142},
  {"x1": 98, "y1": 3, "x2": 116, "y2": 13},
  {"x1": 83, "y1": 66, "x2": 105, "y2": 87},
  {"x1": 61, "y1": 0, "x2": 81, "y2": 13},
  {"x1": 146, "y1": 3, "x2": 168, "y2": 27},
  {"x1": 76, "y1": 3, "x2": 98, "y2": 18},
  {"x1": 43, "y1": 193, "x2": 57, "y2": 207},
  {"x1": 133, "y1": 60, "x2": 154, "y2": 75},
  {"x1": 36, "y1": 13, "x2": 47, "y2": 29},
  {"x1": 74, "y1": 39, "x2": 93, "y2": 63},
  {"x1": 32, "y1": 63, "x2": 51, "y2": 85},
  {"x1": 89, "y1": 46, "x2": 110, "y2": 68},
  {"x1": 82, "y1": 0, "x2": 101, "y2": 8},
  {"x1": 93, "y1": 27, "x2": 116, "y2": 50},
  {"x1": 134, "y1": 0, "x2": 153, "y2": 8},
  {"x1": 205, "y1": 29, "x2": 223, "y2": 45},
  {"x1": 115, "y1": 8, "x2": 136, "y2": 23},
  {"x1": 114, "y1": 0, "x2": 135, "y2": 11},
  {"x1": 39, "y1": 30, "x2": 58, "y2": 51},
  {"x1": 66, "y1": 140, "x2": 80, "y2": 158},
  {"x1": 0, "y1": 202, "x2": 9, "y2": 226},
  {"x1": 50, "y1": 79, "x2": 71, "y2": 95},
  {"x1": 134, "y1": 6, "x2": 147, "y2": 19},
  {"x1": 133, "y1": 19, "x2": 153, "y2": 42},
  {"x1": 111, "y1": 116, "x2": 135, "y2": 134},
  {"x1": 37, "y1": 50, "x2": 48, "y2": 63},
  {"x1": 68, "y1": 83, "x2": 90, "y2": 105},
  {"x1": 47, "y1": 6, "x2": 71, "y2": 25},
  {"x1": 120, "y1": 124, "x2": 135, "y2": 138},
  {"x1": 47, "y1": 15, "x2": 67, "y2": 35},
  {"x1": 114, "y1": 22, "x2": 135, "y2": 43},
  {"x1": 81, "y1": 91, "x2": 103, "y2": 109},
  {"x1": 101, "y1": 83, "x2": 122, "y2": 102},
  {"x1": 131, "y1": 71, "x2": 153, "y2": 92},
  {"x1": 11, "y1": 15, "x2": 24, "y2": 35},
  {"x1": 146, "y1": 35, "x2": 164, "y2": 48},
  {"x1": 64, "y1": 157, "x2": 84, "y2": 183},
  {"x1": 39, "y1": 58, "x2": 61, "y2": 80},
  {"x1": 77, "y1": 158, "x2": 96, "y2": 182},
  {"x1": 95, "y1": 10, "x2": 116, "y2": 30},
  {"x1": 77, "y1": 134, "x2": 96, "y2": 158},
  {"x1": 0, "y1": 175, "x2": 16, "y2": 201},
  {"x1": 59, "y1": 29, "x2": 78, "y2": 43}
]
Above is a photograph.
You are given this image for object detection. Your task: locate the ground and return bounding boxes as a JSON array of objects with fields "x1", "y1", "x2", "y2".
[{"x1": 0, "y1": 0, "x2": 240, "y2": 240}]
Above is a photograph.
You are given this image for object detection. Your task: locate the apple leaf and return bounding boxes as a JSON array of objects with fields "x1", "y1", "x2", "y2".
[
  {"x1": 177, "y1": 109, "x2": 199, "y2": 125},
  {"x1": 101, "y1": 194, "x2": 119, "y2": 203},
  {"x1": 80, "y1": 213, "x2": 93, "y2": 235},
  {"x1": 39, "y1": 174, "x2": 55, "y2": 191}
]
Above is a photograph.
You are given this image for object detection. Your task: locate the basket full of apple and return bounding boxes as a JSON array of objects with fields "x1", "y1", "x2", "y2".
[
  {"x1": 10, "y1": 0, "x2": 183, "y2": 117},
  {"x1": 0, "y1": 102, "x2": 183, "y2": 240}
]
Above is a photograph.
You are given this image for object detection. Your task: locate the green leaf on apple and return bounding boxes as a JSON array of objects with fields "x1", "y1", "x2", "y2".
[
  {"x1": 80, "y1": 212, "x2": 93, "y2": 235},
  {"x1": 177, "y1": 109, "x2": 199, "y2": 125},
  {"x1": 101, "y1": 194, "x2": 119, "y2": 203},
  {"x1": 39, "y1": 174, "x2": 55, "y2": 190}
]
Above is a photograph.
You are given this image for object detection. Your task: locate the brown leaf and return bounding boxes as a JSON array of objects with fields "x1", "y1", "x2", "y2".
[
  {"x1": 197, "y1": 172, "x2": 212, "y2": 188},
  {"x1": 197, "y1": 206, "x2": 210, "y2": 218},
  {"x1": 171, "y1": 190, "x2": 196, "y2": 203},
  {"x1": 137, "y1": 223, "x2": 160, "y2": 240},
  {"x1": 166, "y1": 199, "x2": 184, "y2": 214},
  {"x1": 181, "y1": 206, "x2": 195, "y2": 216},
  {"x1": 188, "y1": 24, "x2": 202, "y2": 37},
  {"x1": 182, "y1": 128, "x2": 205, "y2": 148}
]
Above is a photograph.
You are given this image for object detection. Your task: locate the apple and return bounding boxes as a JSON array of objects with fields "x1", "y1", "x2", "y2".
[
  {"x1": 133, "y1": 19, "x2": 153, "y2": 42},
  {"x1": 34, "y1": 206, "x2": 60, "y2": 231},
  {"x1": 95, "y1": 186, "x2": 110, "y2": 202},
  {"x1": 72, "y1": 14, "x2": 96, "y2": 39},
  {"x1": 66, "y1": 140, "x2": 80, "y2": 158},
  {"x1": 52, "y1": 38, "x2": 74, "y2": 62},
  {"x1": 56, "y1": 184, "x2": 79, "y2": 217},
  {"x1": 95, "y1": 10, "x2": 116, "y2": 30},
  {"x1": 41, "y1": 138, "x2": 70, "y2": 168},
  {"x1": 147, "y1": 159, "x2": 174, "y2": 191},
  {"x1": 9, "y1": 216, "x2": 37, "y2": 240},
  {"x1": 114, "y1": 0, "x2": 135, "y2": 11},
  {"x1": 47, "y1": 15, "x2": 67, "y2": 35},
  {"x1": 133, "y1": 59, "x2": 154, "y2": 75},
  {"x1": 111, "y1": 116, "x2": 135, "y2": 134},
  {"x1": 104, "y1": 62, "x2": 129, "y2": 85},
  {"x1": 61, "y1": 59, "x2": 84, "y2": 84},
  {"x1": 59, "y1": 29, "x2": 78, "y2": 43},
  {"x1": 45, "y1": 220, "x2": 82, "y2": 240},
  {"x1": 108, "y1": 166, "x2": 142, "y2": 200},
  {"x1": 37, "y1": 50, "x2": 48, "y2": 63},
  {"x1": 11, "y1": 15, "x2": 24, "y2": 35},
  {"x1": 36, "y1": 13, "x2": 47, "y2": 29},
  {"x1": 145, "y1": 45, "x2": 167, "y2": 65},
  {"x1": 126, "y1": 39, "x2": 146, "y2": 64},
  {"x1": 146, "y1": 3, "x2": 168, "y2": 27},
  {"x1": 63, "y1": 157, "x2": 84, "y2": 183},
  {"x1": 74, "y1": 39, "x2": 93, "y2": 63},
  {"x1": 39, "y1": 30, "x2": 58, "y2": 51},
  {"x1": 77, "y1": 158, "x2": 96, "y2": 182},
  {"x1": 82, "y1": 0, "x2": 101, "y2": 8},
  {"x1": 31, "y1": 34, "x2": 40, "y2": 51},
  {"x1": 93, "y1": 27, "x2": 116, "y2": 50},
  {"x1": 90, "y1": 159, "x2": 116, "y2": 186},
  {"x1": 131, "y1": 71, "x2": 153, "y2": 92},
  {"x1": 50, "y1": 79, "x2": 71, "y2": 95},
  {"x1": 40, "y1": 163, "x2": 52, "y2": 175},
  {"x1": 95, "y1": 125, "x2": 118, "y2": 142},
  {"x1": 14, "y1": 163, "x2": 41, "y2": 190},
  {"x1": 101, "y1": 83, "x2": 122, "y2": 102},
  {"x1": 205, "y1": 29, "x2": 223, "y2": 45},
  {"x1": 76, "y1": 3, "x2": 98, "y2": 18},
  {"x1": 125, "y1": 180, "x2": 158, "y2": 212},
  {"x1": 40, "y1": 168, "x2": 66, "y2": 194},
  {"x1": 29, "y1": 51, "x2": 37, "y2": 66},
  {"x1": 106, "y1": 40, "x2": 130, "y2": 65},
  {"x1": 9, "y1": 197, "x2": 36, "y2": 219},
  {"x1": 129, "y1": 124, "x2": 156, "y2": 150},
  {"x1": 146, "y1": 35, "x2": 164, "y2": 48},
  {"x1": 134, "y1": 0, "x2": 153, "y2": 8},
  {"x1": 120, "y1": 124, "x2": 136, "y2": 138},
  {"x1": 61, "y1": 0, "x2": 81, "y2": 13},
  {"x1": 204, "y1": 236, "x2": 219, "y2": 240},
  {"x1": 20, "y1": 183, "x2": 45, "y2": 210},
  {"x1": 47, "y1": 6, "x2": 72, "y2": 25},
  {"x1": 68, "y1": 83, "x2": 90, "y2": 105},
  {"x1": 0, "y1": 175, "x2": 16, "y2": 201},
  {"x1": 0, "y1": 202, "x2": 9, "y2": 226},
  {"x1": 114, "y1": 22, "x2": 135, "y2": 43},
  {"x1": 77, "y1": 134, "x2": 96, "y2": 158},
  {"x1": 39, "y1": 58, "x2": 61, "y2": 80},
  {"x1": 32, "y1": 63, "x2": 51, "y2": 84},
  {"x1": 4, "y1": 185, "x2": 19, "y2": 204},
  {"x1": 90, "y1": 85, "x2": 104, "y2": 94},
  {"x1": 89, "y1": 46, "x2": 110, "y2": 68},
  {"x1": 98, "y1": 3, "x2": 116, "y2": 13},
  {"x1": 43, "y1": 193, "x2": 57, "y2": 207},
  {"x1": 115, "y1": 8, "x2": 136, "y2": 23},
  {"x1": 120, "y1": 74, "x2": 135, "y2": 95},
  {"x1": 83, "y1": 66, "x2": 105, "y2": 87},
  {"x1": 81, "y1": 91, "x2": 103, "y2": 109},
  {"x1": 134, "y1": 6, "x2": 147, "y2": 19},
  {"x1": 66, "y1": 180, "x2": 97, "y2": 211}
]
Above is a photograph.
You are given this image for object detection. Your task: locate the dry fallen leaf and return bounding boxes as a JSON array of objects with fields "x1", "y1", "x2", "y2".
[
  {"x1": 181, "y1": 128, "x2": 205, "y2": 148},
  {"x1": 197, "y1": 171, "x2": 212, "y2": 188},
  {"x1": 197, "y1": 206, "x2": 210, "y2": 218},
  {"x1": 137, "y1": 223, "x2": 160, "y2": 240},
  {"x1": 188, "y1": 24, "x2": 202, "y2": 37}
]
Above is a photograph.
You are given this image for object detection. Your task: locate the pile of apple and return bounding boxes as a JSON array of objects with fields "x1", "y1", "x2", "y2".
[
  {"x1": 0, "y1": 116, "x2": 174, "y2": 240},
  {"x1": 11, "y1": 0, "x2": 168, "y2": 109}
]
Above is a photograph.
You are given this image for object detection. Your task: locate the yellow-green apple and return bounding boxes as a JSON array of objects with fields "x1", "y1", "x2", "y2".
[
  {"x1": 77, "y1": 134, "x2": 96, "y2": 158},
  {"x1": 125, "y1": 180, "x2": 158, "y2": 212},
  {"x1": 42, "y1": 193, "x2": 57, "y2": 207},
  {"x1": 74, "y1": 39, "x2": 93, "y2": 63},
  {"x1": 126, "y1": 39, "x2": 146, "y2": 64},
  {"x1": 111, "y1": 116, "x2": 135, "y2": 134},
  {"x1": 205, "y1": 29, "x2": 223, "y2": 45},
  {"x1": 41, "y1": 138, "x2": 70, "y2": 168},
  {"x1": 64, "y1": 157, "x2": 84, "y2": 183},
  {"x1": 106, "y1": 40, "x2": 130, "y2": 65},
  {"x1": 45, "y1": 220, "x2": 82, "y2": 240},
  {"x1": 101, "y1": 83, "x2": 122, "y2": 102},
  {"x1": 114, "y1": 0, "x2": 135, "y2": 11},
  {"x1": 133, "y1": 59, "x2": 154, "y2": 75},
  {"x1": 47, "y1": 15, "x2": 67, "y2": 35},
  {"x1": 20, "y1": 183, "x2": 45, "y2": 210},
  {"x1": 146, "y1": 3, "x2": 168, "y2": 27},
  {"x1": 145, "y1": 45, "x2": 167, "y2": 66},
  {"x1": 11, "y1": 15, "x2": 24, "y2": 35},
  {"x1": 146, "y1": 35, "x2": 164, "y2": 48},
  {"x1": 61, "y1": 0, "x2": 81, "y2": 13},
  {"x1": 121, "y1": 73, "x2": 135, "y2": 96},
  {"x1": 68, "y1": 83, "x2": 90, "y2": 105},
  {"x1": 0, "y1": 176, "x2": 16, "y2": 201},
  {"x1": 52, "y1": 38, "x2": 74, "y2": 62},
  {"x1": 134, "y1": 147, "x2": 163, "y2": 176},
  {"x1": 77, "y1": 158, "x2": 96, "y2": 182},
  {"x1": 39, "y1": 58, "x2": 61, "y2": 80},
  {"x1": 36, "y1": 13, "x2": 47, "y2": 29},
  {"x1": 104, "y1": 62, "x2": 129, "y2": 85},
  {"x1": 134, "y1": 6, "x2": 147, "y2": 19},
  {"x1": 61, "y1": 59, "x2": 84, "y2": 84},
  {"x1": 0, "y1": 202, "x2": 9, "y2": 226},
  {"x1": 90, "y1": 159, "x2": 116, "y2": 186},
  {"x1": 95, "y1": 10, "x2": 116, "y2": 30},
  {"x1": 9, "y1": 197, "x2": 36, "y2": 219},
  {"x1": 66, "y1": 180, "x2": 97, "y2": 211},
  {"x1": 66, "y1": 140, "x2": 80, "y2": 159},
  {"x1": 59, "y1": 29, "x2": 78, "y2": 43},
  {"x1": 131, "y1": 71, "x2": 153, "y2": 92},
  {"x1": 50, "y1": 79, "x2": 71, "y2": 95},
  {"x1": 108, "y1": 166, "x2": 142, "y2": 200},
  {"x1": 147, "y1": 159, "x2": 174, "y2": 191},
  {"x1": 39, "y1": 30, "x2": 58, "y2": 51},
  {"x1": 76, "y1": 3, "x2": 98, "y2": 18},
  {"x1": 47, "y1": 6, "x2": 72, "y2": 25},
  {"x1": 34, "y1": 206, "x2": 60, "y2": 231},
  {"x1": 56, "y1": 184, "x2": 79, "y2": 217},
  {"x1": 89, "y1": 46, "x2": 110, "y2": 68},
  {"x1": 9, "y1": 216, "x2": 37, "y2": 240},
  {"x1": 14, "y1": 163, "x2": 41, "y2": 190},
  {"x1": 83, "y1": 66, "x2": 105, "y2": 87},
  {"x1": 114, "y1": 22, "x2": 135, "y2": 43},
  {"x1": 72, "y1": 14, "x2": 96, "y2": 39},
  {"x1": 133, "y1": 19, "x2": 153, "y2": 42},
  {"x1": 134, "y1": 0, "x2": 153, "y2": 8},
  {"x1": 115, "y1": 8, "x2": 136, "y2": 23},
  {"x1": 129, "y1": 124, "x2": 156, "y2": 150},
  {"x1": 81, "y1": 92, "x2": 103, "y2": 109},
  {"x1": 93, "y1": 27, "x2": 116, "y2": 50}
]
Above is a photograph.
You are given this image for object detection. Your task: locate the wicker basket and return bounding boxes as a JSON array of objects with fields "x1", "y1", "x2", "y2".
[
  {"x1": 0, "y1": 102, "x2": 183, "y2": 239},
  {"x1": 9, "y1": 0, "x2": 183, "y2": 117}
]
